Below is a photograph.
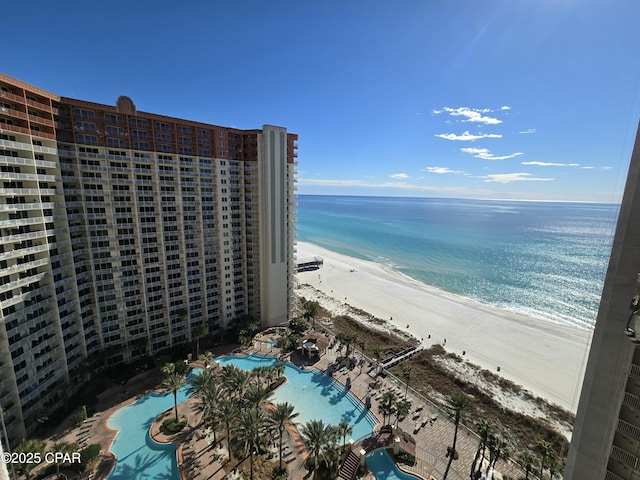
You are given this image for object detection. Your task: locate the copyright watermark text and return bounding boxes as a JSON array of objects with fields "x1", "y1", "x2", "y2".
[{"x1": 1, "y1": 451, "x2": 82, "y2": 464}]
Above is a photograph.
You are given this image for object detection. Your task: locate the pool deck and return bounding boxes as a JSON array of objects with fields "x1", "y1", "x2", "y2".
[
  {"x1": 46, "y1": 336, "x2": 525, "y2": 480},
  {"x1": 249, "y1": 336, "x2": 525, "y2": 480}
]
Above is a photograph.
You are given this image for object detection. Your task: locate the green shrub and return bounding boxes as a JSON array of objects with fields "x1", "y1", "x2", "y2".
[
  {"x1": 162, "y1": 418, "x2": 187, "y2": 434},
  {"x1": 71, "y1": 408, "x2": 87, "y2": 427}
]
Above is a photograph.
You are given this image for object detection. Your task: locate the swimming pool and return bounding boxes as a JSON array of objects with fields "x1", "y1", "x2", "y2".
[
  {"x1": 215, "y1": 354, "x2": 378, "y2": 440},
  {"x1": 106, "y1": 369, "x2": 201, "y2": 480},
  {"x1": 106, "y1": 355, "x2": 378, "y2": 480},
  {"x1": 366, "y1": 450, "x2": 423, "y2": 480}
]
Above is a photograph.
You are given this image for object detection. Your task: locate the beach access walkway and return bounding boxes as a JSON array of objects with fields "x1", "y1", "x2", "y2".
[{"x1": 274, "y1": 336, "x2": 527, "y2": 480}]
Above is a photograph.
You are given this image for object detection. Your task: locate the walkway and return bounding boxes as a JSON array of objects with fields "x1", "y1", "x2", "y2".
[{"x1": 315, "y1": 335, "x2": 525, "y2": 480}]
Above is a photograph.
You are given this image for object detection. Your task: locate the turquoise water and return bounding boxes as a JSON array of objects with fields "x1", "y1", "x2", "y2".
[
  {"x1": 298, "y1": 195, "x2": 618, "y2": 329},
  {"x1": 366, "y1": 450, "x2": 422, "y2": 479},
  {"x1": 106, "y1": 369, "x2": 202, "y2": 480},
  {"x1": 215, "y1": 354, "x2": 378, "y2": 439}
]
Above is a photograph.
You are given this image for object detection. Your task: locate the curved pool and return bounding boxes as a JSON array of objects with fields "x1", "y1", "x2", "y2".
[
  {"x1": 366, "y1": 450, "x2": 423, "y2": 480},
  {"x1": 215, "y1": 354, "x2": 378, "y2": 440},
  {"x1": 106, "y1": 369, "x2": 201, "y2": 480},
  {"x1": 106, "y1": 354, "x2": 380, "y2": 479}
]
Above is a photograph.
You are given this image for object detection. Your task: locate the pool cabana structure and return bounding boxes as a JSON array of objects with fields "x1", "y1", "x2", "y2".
[{"x1": 300, "y1": 332, "x2": 330, "y2": 359}]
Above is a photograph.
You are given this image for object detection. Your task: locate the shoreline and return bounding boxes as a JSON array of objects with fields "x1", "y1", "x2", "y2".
[{"x1": 295, "y1": 241, "x2": 593, "y2": 412}]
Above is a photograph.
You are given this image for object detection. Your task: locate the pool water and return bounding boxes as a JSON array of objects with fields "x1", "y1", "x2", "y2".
[
  {"x1": 215, "y1": 354, "x2": 378, "y2": 440},
  {"x1": 106, "y1": 355, "x2": 379, "y2": 480},
  {"x1": 366, "y1": 450, "x2": 423, "y2": 480},
  {"x1": 106, "y1": 369, "x2": 201, "y2": 480}
]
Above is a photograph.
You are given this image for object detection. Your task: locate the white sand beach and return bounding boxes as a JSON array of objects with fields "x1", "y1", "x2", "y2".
[{"x1": 295, "y1": 241, "x2": 593, "y2": 412}]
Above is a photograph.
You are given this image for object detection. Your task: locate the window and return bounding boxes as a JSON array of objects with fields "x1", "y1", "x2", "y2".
[
  {"x1": 156, "y1": 133, "x2": 172, "y2": 142},
  {"x1": 106, "y1": 125, "x2": 125, "y2": 136},
  {"x1": 77, "y1": 134, "x2": 98, "y2": 145},
  {"x1": 74, "y1": 121, "x2": 97, "y2": 133},
  {"x1": 132, "y1": 129, "x2": 149, "y2": 139},
  {"x1": 132, "y1": 141, "x2": 150, "y2": 150},
  {"x1": 154, "y1": 121, "x2": 171, "y2": 131},
  {"x1": 72, "y1": 108, "x2": 95, "y2": 120},
  {"x1": 130, "y1": 117, "x2": 148, "y2": 127},
  {"x1": 104, "y1": 113, "x2": 123, "y2": 124},
  {"x1": 177, "y1": 125, "x2": 192, "y2": 134},
  {"x1": 107, "y1": 138, "x2": 126, "y2": 148},
  {"x1": 157, "y1": 144, "x2": 173, "y2": 153}
]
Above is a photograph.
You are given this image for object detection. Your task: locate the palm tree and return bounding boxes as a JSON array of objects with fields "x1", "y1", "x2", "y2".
[
  {"x1": 216, "y1": 397, "x2": 237, "y2": 454},
  {"x1": 273, "y1": 362, "x2": 285, "y2": 379},
  {"x1": 161, "y1": 361, "x2": 176, "y2": 376},
  {"x1": 535, "y1": 440, "x2": 556, "y2": 480},
  {"x1": 486, "y1": 436, "x2": 508, "y2": 479},
  {"x1": 470, "y1": 419, "x2": 493, "y2": 479},
  {"x1": 221, "y1": 364, "x2": 249, "y2": 398},
  {"x1": 378, "y1": 391, "x2": 397, "y2": 426},
  {"x1": 195, "y1": 381, "x2": 220, "y2": 442},
  {"x1": 300, "y1": 419, "x2": 331, "y2": 479},
  {"x1": 304, "y1": 299, "x2": 320, "y2": 330},
  {"x1": 186, "y1": 369, "x2": 213, "y2": 396},
  {"x1": 193, "y1": 324, "x2": 207, "y2": 357},
  {"x1": 269, "y1": 402, "x2": 299, "y2": 470},
  {"x1": 548, "y1": 455, "x2": 564, "y2": 480},
  {"x1": 443, "y1": 393, "x2": 469, "y2": 480},
  {"x1": 337, "y1": 420, "x2": 353, "y2": 446},
  {"x1": 518, "y1": 451, "x2": 536, "y2": 480},
  {"x1": 234, "y1": 408, "x2": 268, "y2": 480},
  {"x1": 198, "y1": 350, "x2": 214, "y2": 368},
  {"x1": 244, "y1": 384, "x2": 271, "y2": 408},
  {"x1": 394, "y1": 399, "x2": 410, "y2": 429},
  {"x1": 13, "y1": 438, "x2": 45, "y2": 480},
  {"x1": 161, "y1": 371, "x2": 184, "y2": 422},
  {"x1": 51, "y1": 441, "x2": 79, "y2": 479},
  {"x1": 401, "y1": 364, "x2": 412, "y2": 400}
]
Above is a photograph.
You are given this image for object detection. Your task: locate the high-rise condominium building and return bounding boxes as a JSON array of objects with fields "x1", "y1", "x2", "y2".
[
  {"x1": 564, "y1": 122, "x2": 640, "y2": 480},
  {"x1": 0, "y1": 73, "x2": 298, "y2": 445}
]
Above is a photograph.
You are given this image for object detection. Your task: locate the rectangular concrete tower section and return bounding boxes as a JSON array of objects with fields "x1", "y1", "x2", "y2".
[
  {"x1": 564, "y1": 122, "x2": 640, "y2": 480},
  {"x1": 257, "y1": 125, "x2": 292, "y2": 327}
]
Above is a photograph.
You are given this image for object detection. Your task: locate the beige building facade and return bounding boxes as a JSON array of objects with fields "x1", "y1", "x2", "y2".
[{"x1": 0, "y1": 73, "x2": 298, "y2": 445}]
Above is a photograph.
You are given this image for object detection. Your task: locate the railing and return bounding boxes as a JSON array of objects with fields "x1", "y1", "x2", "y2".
[
  {"x1": 623, "y1": 391, "x2": 640, "y2": 410},
  {"x1": 610, "y1": 444, "x2": 640, "y2": 468},
  {"x1": 617, "y1": 419, "x2": 640, "y2": 441},
  {"x1": 605, "y1": 468, "x2": 628, "y2": 480}
]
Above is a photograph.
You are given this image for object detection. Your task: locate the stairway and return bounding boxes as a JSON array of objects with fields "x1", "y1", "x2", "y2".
[{"x1": 338, "y1": 450, "x2": 362, "y2": 480}]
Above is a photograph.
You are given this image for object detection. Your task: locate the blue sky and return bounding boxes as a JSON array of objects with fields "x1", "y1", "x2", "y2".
[{"x1": 4, "y1": 0, "x2": 640, "y2": 202}]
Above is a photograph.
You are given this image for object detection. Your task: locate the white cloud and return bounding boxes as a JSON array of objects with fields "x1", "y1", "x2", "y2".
[
  {"x1": 601, "y1": 166, "x2": 613, "y2": 171},
  {"x1": 389, "y1": 173, "x2": 411, "y2": 179},
  {"x1": 519, "y1": 128, "x2": 536, "y2": 134},
  {"x1": 425, "y1": 167, "x2": 467, "y2": 175},
  {"x1": 500, "y1": 106, "x2": 511, "y2": 110},
  {"x1": 461, "y1": 147, "x2": 524, "y2": 161},
  {"x1": 482, "y1": 173, "x2": 554, "y2": 183},
  {"x1": 521, "y1": 161, "x2": 580, "y2": 167},
  {"x1": 435, "y1": 131, "x2": 502, "y2": 141},
  {"x1": 438, "y1": 107, "x2": 503, "y2": 125}
]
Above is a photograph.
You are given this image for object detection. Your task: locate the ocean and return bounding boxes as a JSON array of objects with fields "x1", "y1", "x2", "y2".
[{"x1": 296, "y1": 195, "x2": 620, "y2": 330}]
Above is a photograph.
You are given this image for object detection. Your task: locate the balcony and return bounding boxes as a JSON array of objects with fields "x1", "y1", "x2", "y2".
[{"x1": 617, "y1": 419, "x2": 640, "y2": 441}]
